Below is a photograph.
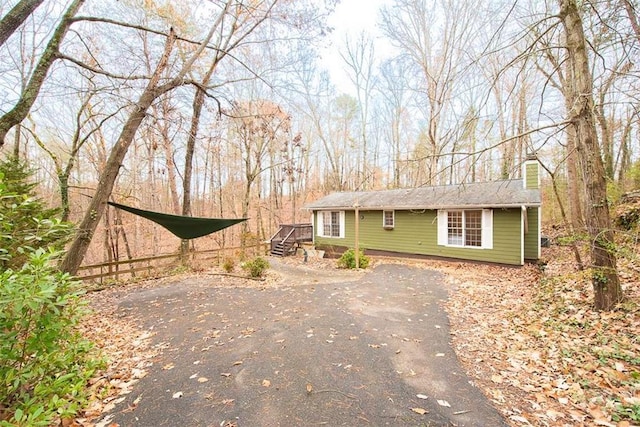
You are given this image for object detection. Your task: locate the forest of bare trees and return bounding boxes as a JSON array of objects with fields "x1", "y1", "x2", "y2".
[{"x1": 1, "y1": 0, "x2": 639, "y2": 309}]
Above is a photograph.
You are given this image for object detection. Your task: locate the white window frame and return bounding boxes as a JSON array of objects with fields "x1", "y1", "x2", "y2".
[
  {"x1": 383, "y1": 210, "x2": 395, "y2": 229},
  {"x1": 316, "y1": 210, "x2": 345, "y2": 238},
  {"x1": 437, "y1": 209, "x2": 493, "y2": 249}
]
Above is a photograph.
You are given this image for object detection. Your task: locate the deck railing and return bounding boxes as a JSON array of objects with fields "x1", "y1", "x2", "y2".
[
  {"x1": 269, "y1": 223, "x2": 313, "y2": 255},
  {"x1": 269, "y1": 223, "x2": 313, "y2": 242}
]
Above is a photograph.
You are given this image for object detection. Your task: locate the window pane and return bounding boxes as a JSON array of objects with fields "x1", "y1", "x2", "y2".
[
  {"x1": 322, "y1": 212, "x2": 331, "y2": 236},
  {"x1": 384, "y1": 211, "x2": 394, "y2": 227},
  {"x1": 330, "y1": 211, "x2": 340, "y2": 237},
  {"x1": 447, "y1": 211, "x2": 463, "y2": 245},
  {"x1": 465, "y1": 210, "x2": 482, "y2": 247}
]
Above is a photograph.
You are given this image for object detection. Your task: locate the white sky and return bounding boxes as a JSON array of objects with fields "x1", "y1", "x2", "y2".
[{"x1": 322, "y1": 0, "x2": 388, "y2": 94}]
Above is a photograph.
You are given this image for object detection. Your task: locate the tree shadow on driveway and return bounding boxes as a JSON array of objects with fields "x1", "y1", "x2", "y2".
[{"x1": 103, "y1": 261, "x2": 507, "y2": 427}]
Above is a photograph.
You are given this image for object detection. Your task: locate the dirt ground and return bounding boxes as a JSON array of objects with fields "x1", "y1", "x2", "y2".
[{"x1": 87, "y1": 256, "x2": 508, "y2": 427}]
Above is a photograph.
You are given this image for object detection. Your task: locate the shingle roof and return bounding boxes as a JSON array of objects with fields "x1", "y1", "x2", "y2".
[{"x1": 304, "y1": 179, "x2": 541, "y2": 210}]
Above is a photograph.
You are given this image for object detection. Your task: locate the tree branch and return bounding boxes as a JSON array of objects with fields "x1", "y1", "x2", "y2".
[
  {"x1": 0, "y1": 0, "x2": 85, "y2": 147},
  {"x1": 0, "y1": 0, "x2": 45, "y2": 47}
]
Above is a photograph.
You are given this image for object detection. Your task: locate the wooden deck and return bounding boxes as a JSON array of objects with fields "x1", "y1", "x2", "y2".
[{"x1": 269, "y1": 223, "x2": 313, "y2": 256}]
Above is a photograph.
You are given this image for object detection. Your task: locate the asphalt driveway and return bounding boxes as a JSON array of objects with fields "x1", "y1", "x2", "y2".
[{"x1": 102, "y1": 260, "x2": 507, "y2": 426}]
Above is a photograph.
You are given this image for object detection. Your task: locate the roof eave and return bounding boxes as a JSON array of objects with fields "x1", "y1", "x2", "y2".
[{"x1": 305, "y1": 203, "x2": 541, "y2": 210}]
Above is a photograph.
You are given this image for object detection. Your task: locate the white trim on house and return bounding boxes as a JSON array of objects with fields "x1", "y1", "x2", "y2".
[
  {"x1": 317, "y1": 210, "x2": 323, "y2": 237},
  {"x1": 310, "y1": 211, "x2": 316, "y2": 245},
  {"x1": 481, "y1": 209, "x2": 493, "y2": 249},
  {"x1": 437, "y1": 210, "x2": 447, "y2": 246},
  {"x1": 383, "y1": 210, "x2": 395, "y2": 229},
  {"x1": 316, "y1": 210, "x2": 345, "y2": 238},
  {"x1": 437, "y1": 209, "x2": 493, "y2": 249}
]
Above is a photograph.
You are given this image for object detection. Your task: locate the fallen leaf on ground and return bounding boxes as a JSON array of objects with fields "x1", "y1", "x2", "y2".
[
  {"x1": 491, "y1": 374, "x2": 503, "y2": 384},
  {"x1": 411, "y1": 407, "x2": 428, "y2": 415}
]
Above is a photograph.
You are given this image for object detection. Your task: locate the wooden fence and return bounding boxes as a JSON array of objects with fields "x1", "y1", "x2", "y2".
[{"x1": 75, "y1": 244, "x2": 262, "y2": 285}]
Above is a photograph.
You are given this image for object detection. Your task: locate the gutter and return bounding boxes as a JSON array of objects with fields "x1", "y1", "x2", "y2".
[{"x1": 304, "y1": 203, "x2": 541, "y2": 211}]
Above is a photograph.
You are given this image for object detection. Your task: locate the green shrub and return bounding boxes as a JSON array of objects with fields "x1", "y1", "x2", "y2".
[
  {"x1": 242, "y1": 257, "x2": 270, "y2": 278},
  {"x1": 0, "y1": 159, "x2": 101, "y2": 425},
  {"x1": 337, "y1": 248, "x2": 370, "y2": 269},
  {"x1": 0, "y1": 248, "x2": 103, "y2": 426},
  {"x1": 0, "y1": 159, "x2": 71, "y2": 271},
  {"x1": 222, "y1": 257, "x2": 235, "y2": 273}
]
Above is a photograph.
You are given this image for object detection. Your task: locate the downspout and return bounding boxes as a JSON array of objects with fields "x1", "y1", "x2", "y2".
[
  {"x1": 311, "y1": 210, "x2": 315, "y2": 246},
  {"x1": 537, "y1": 205, "x2": 542, "y2": 259},
  {"x1": 521, "y1": 205, "x2": 526, "y2": 265},
  {"x1": 354, "y1": 204, "x2": 360, "y2": 269}
]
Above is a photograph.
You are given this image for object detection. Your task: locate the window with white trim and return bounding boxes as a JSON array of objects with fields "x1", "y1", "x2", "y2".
[
  {"x1": 383, "y1": 210, "x2": 394, "y2": 228},
  {"x1": 463, "y1": 210, "x2": 482, "y2": 247},
  {"x1": 317, "y1": 211, "x2": 344, "y2": 238},
  {"x1": 438, "y1": 209, "x2": 493, "y2": 249}
]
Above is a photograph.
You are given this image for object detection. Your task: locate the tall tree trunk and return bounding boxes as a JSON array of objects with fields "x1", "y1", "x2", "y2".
[
  {"x1": 59, "y1": 29, "x2": 178, "y2": 275},
  {"x1": 0, "y1": 0, "x2": 84, "y2": 146},
  {"x1": 617, "y1": 113, "x2": 633, "y2": 183},
  {"x1": 560, "y1": 28, "x2": 586, "y2": 233},
  {"x1": 114, "y1": 208, "x2": 135, "y2": 277},
  {"x1": 559, "y1": 0, "x2": 623, "y2": 310},
  {"x1": 59, "y1": 171, "x2": 70, "y2": 221},
  {"x1": 12, "y1": 124, "x2": 21, "y2": 157},
  {"x1": 621, "y1": 0, "x2": 640, "y2": 44},
  {"x1": 157, "y1": 98, "x2": 181, "y2": 214},
  {"x1": 180, "y1": 86, "x2": 206, "y2": 260},
  {"x1": 180, "y1": 62, "x2": 216, "y2": 260},
  {"x1": 566, "y1": 134, "x2": 584, "y2": 231}
]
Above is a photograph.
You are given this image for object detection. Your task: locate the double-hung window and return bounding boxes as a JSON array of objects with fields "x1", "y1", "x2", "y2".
[
  {"x1": 383, "y1": 210, "x2": 395, "y2": 229},
  {"x1": 438, "y1": 209, "x2": 492, "y2": 249},
  {"x1": 317, "y1": 211, "x2": 344, "y2": 238}
]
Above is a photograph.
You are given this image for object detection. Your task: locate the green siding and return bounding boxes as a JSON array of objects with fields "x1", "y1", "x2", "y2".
[
  {"x1": 314, "y1": 208, "x2": 525, "y2": 265},
  {"x1": 524, "y1": 207, "x2": 540, "y2": 260},
  {"x1": 525, "y1": 162, "x2": 539, "y2": 189}
]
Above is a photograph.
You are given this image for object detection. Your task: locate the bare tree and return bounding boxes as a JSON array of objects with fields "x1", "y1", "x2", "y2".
[
  {"x1": 26, "y1": 82, "x2": 119, "y2": 221},
  {"x1": 341, "y1": 32, "x2": 376, "y2": 189},
  {"x1": 377, "y1": 58, "x2": 412, "y2": 188},
  {"x1": 180, "y1": 60, "x2": 218, "y2": 259},
  {"x1": 61, "y1": 0, "x2": 277, "y2": 274},
  {"x1": 529, "y1": 12, "x2": 585, "y2": 230},
  {"x1": 291, "y1": 61, "x2": 351, "y2": 191},
  {"x1": 558, "y1": 0, "x2": 623, "y2": 310},
  {"x1": 381, "y1": 0, "x2": 481, "y2": 185},
  {"x1": 228, "y1": 99, "x2": 291, "y2": 248},
  {"x1": 0, "y1": 0, "x2": 45, "y2": 47},
  {"x1": 0, "y1": 0, "x2": 84, "y2": 147},
  {"x1": 620, "y1": 0, "x2": 640, "y2": 44}
]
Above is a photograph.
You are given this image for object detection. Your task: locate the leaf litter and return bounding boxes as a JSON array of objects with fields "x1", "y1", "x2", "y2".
[
  {"x1": 439, "y1": 245, "x2": 640, "y2": 427},
  {"x1": 71, "y1": 282, "x2": 161, "y2": 426}
]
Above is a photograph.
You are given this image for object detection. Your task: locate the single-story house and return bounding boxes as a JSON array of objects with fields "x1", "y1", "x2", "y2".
[{"x1": 304, "y1": 158, "x2": 541, "y2": 266}]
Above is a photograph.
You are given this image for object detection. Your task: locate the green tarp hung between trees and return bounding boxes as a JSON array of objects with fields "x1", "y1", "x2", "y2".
[{"x1": 107, "y1": 201, "x2": 246, "y2": 239}]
